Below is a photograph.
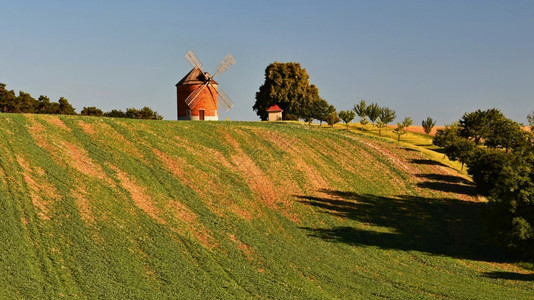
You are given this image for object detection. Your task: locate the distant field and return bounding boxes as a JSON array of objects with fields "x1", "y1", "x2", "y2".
[{"x1": 0, "y1": 114, "x2": 532, "y2": 299}]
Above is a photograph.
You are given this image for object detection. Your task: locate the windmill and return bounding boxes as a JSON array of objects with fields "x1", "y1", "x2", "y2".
[{"x1": 176, "y1": 50, "x2": 236, "y2": 120}]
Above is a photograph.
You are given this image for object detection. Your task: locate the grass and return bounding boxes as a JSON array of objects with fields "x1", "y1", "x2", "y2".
[{"x1": 0, "y1": 114, "x2": 532, "y2": 299}]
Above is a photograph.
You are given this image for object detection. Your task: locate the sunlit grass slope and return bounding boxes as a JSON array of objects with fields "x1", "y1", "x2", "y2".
[{"x1": 0, "y1": 114, "x2": 532, "y2": 299}]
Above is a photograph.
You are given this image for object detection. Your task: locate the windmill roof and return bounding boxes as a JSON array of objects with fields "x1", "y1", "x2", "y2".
[
  {"x1": 175, "y1": 67, "x2": 218, "y2": 86},
  {"x1": 266, "y1": 104, "x2": 283, "y2": 112}
]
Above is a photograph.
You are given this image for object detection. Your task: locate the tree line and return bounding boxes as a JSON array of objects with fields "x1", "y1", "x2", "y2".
[
  {"x1": 434, "y1": 109, "x2": 534, "y2": 259},
  {"x1": 253, "y1": 63, "x2": 437, "y2": 139},
  {"x1": 0, "y1": 83, "x2": 162, "y2": 120}
]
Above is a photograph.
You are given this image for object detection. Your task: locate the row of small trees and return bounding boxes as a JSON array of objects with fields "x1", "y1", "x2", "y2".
[
  {"x1": 0, "y1": 83, "x2": 162, "y2": 120},
  {"x1": 433, "y1": 109, "x2": 534, "y2": 258},
  {"x1": 253, "y1": 63, "x2": 440, "y2": 135},
  {"x1": 337, "y1": 100, "x2": 437, "y2": 141}
]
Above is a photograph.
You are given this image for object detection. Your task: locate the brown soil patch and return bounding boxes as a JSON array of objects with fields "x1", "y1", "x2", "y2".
[
  {"x1": 77, "y1": 121, "x2": 96, "y2": 135},
  {"x1": 110, "y1": 165, "x2": 166, "y2": 225},
  {"x1": 173, "y1": 135, "x2": 233, "y2": 170},
  {"x1": 63, "y1": 141, "x2": 114, "y2": 186},
  {"x1": 71, "y1": 185, "x2": 95, "y2": 224},
  {"x1": 225, "y1": 132, "x2": 278, "y2": 209},
  {"x1": 169, "y1": 200, "x2": 217, "y2": 249},
  {"x1": 228, "y1": 233, "x2": 256, "y2": 261},
  {"x1": 43, "y1": 116, "x2": 71, "y2": 131},
  {"x1": 96, "y1": 122, "x2": 145, "y2": 161},
  {"x1": 16, "y1": 155, "x2": 60, "y2": 220},
  {"x1": 26, "y1": 115, "x2": 56, "y2": 155},
  {"x1": 153, "y1": 149, "x2": 198, "y2": 191},
  {"x1": 154, "y1": 147, "x2": 254, "y2": 220}
]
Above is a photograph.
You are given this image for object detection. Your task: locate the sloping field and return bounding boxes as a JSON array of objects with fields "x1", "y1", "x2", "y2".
[{"x1": 0, "y1": 114, "x2": 532, "y2": 299}]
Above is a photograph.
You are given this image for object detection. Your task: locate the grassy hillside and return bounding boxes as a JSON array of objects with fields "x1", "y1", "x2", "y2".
[{"x1": 0, "y1": 114, "x2": 532, "y2": 299}]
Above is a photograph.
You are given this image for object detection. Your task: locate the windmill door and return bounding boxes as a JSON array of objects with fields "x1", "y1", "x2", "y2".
[{"x1": 199, "y1": 110, "x2": 205, "y2": 121}]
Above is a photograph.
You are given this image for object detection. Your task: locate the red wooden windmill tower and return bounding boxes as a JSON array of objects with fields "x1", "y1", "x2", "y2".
[{"x1": 176, "y1": 50, "x2": 236, "y2": 120}]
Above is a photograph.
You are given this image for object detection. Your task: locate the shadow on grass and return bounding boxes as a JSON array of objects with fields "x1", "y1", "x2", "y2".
[
  {"x1": 417, "y1": 181, "x2": 476, "y2": 195},
  {"x1": 409, "y1": 158, "x2": 448, "y2": 168},
  {"x1": 297, "y1": 189, "x2": 506, "y2": 262},
  {"x1": 484, "y1": 271, "x2": 534, "y2": 281},
  {"x1": 415, "y1": 173, "x2": 476, "y2": 195},
  {"x1": 416, "y1": 174, "x2": 471, "y2": 184}
]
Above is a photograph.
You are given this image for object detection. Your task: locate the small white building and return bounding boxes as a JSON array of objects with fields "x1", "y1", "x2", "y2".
[{"x1": 266, "y1": 104, "x2": 283, "y2": 121}]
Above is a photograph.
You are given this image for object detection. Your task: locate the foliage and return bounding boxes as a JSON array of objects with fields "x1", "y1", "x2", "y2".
[
  {"x1": 402, "y1": 116, "x2": 413, "y2": 129},
  {"x1": 467, "y1": 148, "x2": 534, "y2": 258},
  {"x1": 325, "y1": 110, "x2": 340, "y2": 127},
  {"x1": 338, "y1": 110, "x2": 356, "y2": 130},
  {"x1": 459, "y1": 108, "x2": 528, "y2": 151},
  {"x1": 81, "y1": 106, "x2": 104, "y2": 116},
  {"x1": 253, "y1": 62, "x2": 327, "y2": 121},
  {"x1": 316, "y1": 103, "x2": 336, "y2": 127},
  {"x1": 353, "y1": 100, "x2": 367, "y2": 119},
  {"x1": 433, "y1": 123, "x2": 475, "y2": 169},
  {"x1": 528, "y1": 111, "x2": 534, "y2": 132},
  {"x1": 422, "y1": 117, "x2": 436, "y2": 135},
  {"x1": 0, "y1": 82, "x2": 76, "y2": 114},
  {"x1": 359, "y1": 117, "x2": 368, "y2": 129},
  {"x1": 366, "y1": 103, "x2": 380, "y2": 126},
  {"x1": 434, "y1": 109, "x2": 534, "y2": 258},
  {"x1": 103, "y1": 109, "x2": 127, "y2": 118},
  {"x1": 393, "y1": 122, "x2": 406, "y2": 141},
  {"x1": 58, "y1": 97, "x2": 76, "y2": 115},
  {"x1": 124, "y1": 107, "x2": 163, "y2": 120},
  {"x1": 379, "y1": 106, "x2": 396, "y2": 127}
]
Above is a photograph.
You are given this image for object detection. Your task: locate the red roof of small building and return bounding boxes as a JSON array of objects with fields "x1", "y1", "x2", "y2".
[{"x1": 266, "y1": 104, "x2": 283, "y2": 112}]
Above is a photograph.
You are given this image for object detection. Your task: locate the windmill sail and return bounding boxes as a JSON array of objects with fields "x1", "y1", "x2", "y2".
[
  {"x1": 184, "y1": 83, "x2": 208, "y2": 107},
  {"x1": 185, "y1": 50, "x2": 204, "y2": 71},
  {"x1": 214, "y1": 87, "x2": 234, "y2": 111},
  {"x1": 212, "y1": 54, "x2": 236, "y2": 78}
]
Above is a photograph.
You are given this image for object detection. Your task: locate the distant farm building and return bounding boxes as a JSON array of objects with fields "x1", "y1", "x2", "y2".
[{"x1": 267, "y1": 104, "x2": 283, "y2": 121}]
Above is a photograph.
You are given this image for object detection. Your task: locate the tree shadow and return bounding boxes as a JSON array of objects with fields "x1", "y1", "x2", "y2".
[
  {"x1": 297, "y1": 189, "x2": 506, "y2": 262},
  {"x1": 416, "y1": 174, "x2": 471, "y2": 184},
  {"x1": 409, "y1": 158, "x2": 448, "y2": 168},
  {"x1": 415, "y1": 173, "x2": 476, "y2": 196},
  {"x1": 484, "y1": 271, "x2": 534, "y2": 281},
  {"x1": 416, "y1": 181, "x2": 476, "y2": 195}
]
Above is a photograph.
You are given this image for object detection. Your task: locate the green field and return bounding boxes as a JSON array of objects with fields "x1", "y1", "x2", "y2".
[{"x1": 0, "y1": 114, "x2": 532, "y2": 299}]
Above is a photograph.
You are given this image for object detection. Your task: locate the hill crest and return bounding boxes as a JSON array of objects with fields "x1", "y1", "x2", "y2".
[{"x1": 0, "y1": 114, "x2": 532, "y2": 298}]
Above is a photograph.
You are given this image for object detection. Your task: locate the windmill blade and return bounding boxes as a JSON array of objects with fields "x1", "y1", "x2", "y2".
[
  {"x1": 185, "y1": 50, "x2": 204, "y2": 71},
  {"x1": 214, "y1": 86, "x2": 234, "y2": 111},
  {"x1": 185, "y1": 83, "x2": 208, "y2": 107},
  {"x1": 211, "y1": 54, "x2": 236, "y2": 79}
]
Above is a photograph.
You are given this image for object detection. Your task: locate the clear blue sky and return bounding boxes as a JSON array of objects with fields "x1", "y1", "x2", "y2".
[{"x1": 1, "y1": 0, "x2": 533, "y2": 124}]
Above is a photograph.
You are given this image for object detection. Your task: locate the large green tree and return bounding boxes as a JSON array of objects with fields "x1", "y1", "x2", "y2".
[
  {"x1": 434, "y1": 109, "x2": 534, "y2": 258},
  {"x1": 253, "y1": 62, "x2": 326, "y2": 121}
]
